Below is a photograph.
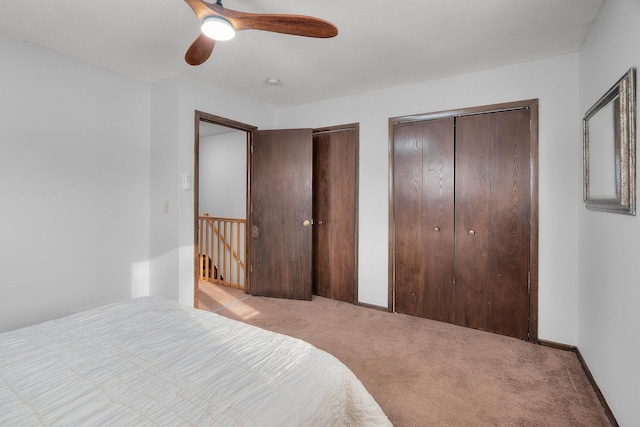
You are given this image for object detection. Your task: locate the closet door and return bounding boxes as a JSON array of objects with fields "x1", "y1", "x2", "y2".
[
  {"x1": 392, "y1": 102, "x2": 535, "y2": 340},
  {"x1": 454, "y1": 109, "x2": 531, "y2": 339},
  {"x1": 394, "y1": 118, "x2": 455, "y2": 320},
  {"x1": 312, "y1": 126, "x2": 358, "y2": 302}
]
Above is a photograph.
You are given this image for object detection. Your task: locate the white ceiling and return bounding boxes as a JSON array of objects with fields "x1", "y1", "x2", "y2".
[{"x1": 0, "y1": 0, "x2": 605, "y2": 108}]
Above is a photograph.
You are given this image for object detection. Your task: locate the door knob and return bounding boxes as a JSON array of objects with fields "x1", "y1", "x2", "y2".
[
  {"x1": 468, "y1": 229, "x2": 475, "y2": 235},
  {"x1": 318, "y1": 220, "x2": 324, "y2": 225},
  {"x1": 434, "y1": 226, "x2": 440, "y2": 232},
  {"x1": 302, "y1": 220, "x2": 311, "y2": 227}
]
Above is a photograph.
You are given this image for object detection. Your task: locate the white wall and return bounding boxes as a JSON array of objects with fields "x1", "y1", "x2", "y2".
[
  {"x1": 0, "y1": 34, "x2": 150, "y2": 332},
  {"x1": 578, "y1": 0, "x2": 640, "y2": 424},
  {"x1": 149, "y1": 76, "x2": 274, "y2": 306},
  {"x1": 199, "y1": 131, "x2": 247, "y2": 218},
  {"x1": 276, "y1": 54, "x2": 582, "y2": 345},
  {"x1": 149, "y1": 77, "x2": 181, "y2": 301}
]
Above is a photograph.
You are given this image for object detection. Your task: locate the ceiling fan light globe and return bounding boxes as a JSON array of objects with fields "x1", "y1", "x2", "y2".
[{"x1": 201, "y1": 16, "x2": 235, "y2": 41}]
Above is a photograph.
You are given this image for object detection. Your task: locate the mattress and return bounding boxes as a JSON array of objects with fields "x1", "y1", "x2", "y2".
[{"x1": 0, "y1": 296, "x2": 391, "y2": 426}]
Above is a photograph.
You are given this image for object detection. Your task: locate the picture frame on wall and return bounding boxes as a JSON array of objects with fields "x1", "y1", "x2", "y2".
[{"x1": 583, "y1": 67, "x2": 636, "y2": 215}]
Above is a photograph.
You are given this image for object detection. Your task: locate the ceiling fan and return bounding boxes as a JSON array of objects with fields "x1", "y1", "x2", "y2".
[{"x1": 183, "y1": 0, "x2": 339, "y2": 66}]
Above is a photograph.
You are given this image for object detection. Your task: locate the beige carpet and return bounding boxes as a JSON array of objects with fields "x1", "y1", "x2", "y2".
[
  {"x1": 197, "y1": 282, "x2": 610, "y2": 426},
  {"x1": 197, "y1": 280, "x2": 248, "y2": 311}
]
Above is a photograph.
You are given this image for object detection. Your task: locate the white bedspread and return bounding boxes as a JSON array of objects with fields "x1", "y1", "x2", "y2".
[{"x1": 0, "y1": 296, "x2": 391, "y2": 426}]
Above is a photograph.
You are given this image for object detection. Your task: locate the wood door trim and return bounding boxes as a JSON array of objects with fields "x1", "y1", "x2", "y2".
[
  {"x1": 388, "y1": 99, "x2": 539, "y2": 342},
  {"x1": 313, "y1": 123, "x2": 360, "y2": 303},
  {"x1": 390, "y1": 99, "x2": 539, "y2": 124},
  {"x1": 528, "y1": 100, "x2": 539, "y2": 343},
  {"x1": 193, "y1": 111, "x2": 257, "y2": 308}
]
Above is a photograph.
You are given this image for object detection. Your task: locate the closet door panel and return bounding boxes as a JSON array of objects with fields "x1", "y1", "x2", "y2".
[
  {"x1": 312, "y1": 128, "x2": 357, "y2": 302},
  {"x1": 488, "y1": 109, "x2": 531, "y2": 339},
  {"x1": 394, "y1": 122, "x2": 424, "y2": 316},
  {"x1": 313, "y1": 126, "x2": 358, "y2": 303},
  {"x1": 312, "y1": 135, "x2": 332, "y2": 298},
  {"x1": 421, "y1": 118, "x2": 455, "y2": 322},
  {"x1": 454, "y1": 114, "x2": 492, "y2": 331},
  {"x1": 330, "y1": 129, "x2": 358, "y2": 303}
]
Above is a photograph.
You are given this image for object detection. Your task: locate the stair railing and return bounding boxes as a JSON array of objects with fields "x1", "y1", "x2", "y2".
[{"x1": 198, "y1": 214, "x2": 246, "y2": 289}]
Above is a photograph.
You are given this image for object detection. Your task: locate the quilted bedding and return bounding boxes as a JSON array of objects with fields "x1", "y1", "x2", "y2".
[{"x1": 0, "y1": 296, "x2": 391, "y2": 426}]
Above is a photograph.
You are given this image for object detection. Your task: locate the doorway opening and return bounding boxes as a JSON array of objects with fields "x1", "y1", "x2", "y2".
[
  {"x1": 193, "y1": 111, "x2": 256, "y2": 309},
  {"x1": 193, "y1": 112, "x2": 360, "y2": 309}
]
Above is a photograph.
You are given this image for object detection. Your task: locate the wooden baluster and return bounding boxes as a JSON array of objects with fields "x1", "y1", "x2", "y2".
[
  {"x1": 235, "y1": 222, "x2": 240, "y2": 288},
  {"x1": 223, "y1": 220, "x2": 227, "y2": 284}
]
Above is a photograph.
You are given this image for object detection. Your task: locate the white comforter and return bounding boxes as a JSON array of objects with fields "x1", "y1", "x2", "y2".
[{"x1": 0, "y1": 296, "x2": 391, "y2": 426}]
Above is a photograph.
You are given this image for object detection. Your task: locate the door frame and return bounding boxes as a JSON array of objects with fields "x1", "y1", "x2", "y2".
[
  {"x1": 193, "y1": 113, "x2": 362, "y2": 306},
  {"x1": 193, "y1": 111, "x2": 256, "y2": 308},
  {"x1": 388, "y1": 99, "x2": 539, "y2": 342}
]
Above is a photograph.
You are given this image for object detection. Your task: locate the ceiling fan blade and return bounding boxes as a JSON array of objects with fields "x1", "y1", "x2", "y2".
[
  {"x1": 191, "y1": 1, "x2": 337, "y2": 38},
  {"x1": 184, "y1": 0, "x2": 214, "y2": 20},
  {"x1": 219, "y1": 8, "x2": 338, "y2": 38},
  {"x1": 185, "y1": 33, "x2": 216, "y2": 65}
]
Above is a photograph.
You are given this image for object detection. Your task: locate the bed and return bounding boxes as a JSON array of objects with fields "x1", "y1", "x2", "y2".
[{"x1": 0, "y1": 296, "x2": 391, "y2": 426}]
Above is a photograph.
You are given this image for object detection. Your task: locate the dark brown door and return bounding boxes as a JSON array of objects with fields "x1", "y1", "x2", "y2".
[
  {"x1": 312, "y1": 125, "x2": 358, "y2": 302},
  {"x1": 392, "y1": 105, "x2": 533, "y2": 340},
  {"x1": 393, "y1": 118, "x2": 455, "y2": 320},
  {"x1": 249, "y1": 129, "x2": 313, "y2": 300},
  {"x1": 455, "y1": 110, "x2": 531, "y2": 339}
]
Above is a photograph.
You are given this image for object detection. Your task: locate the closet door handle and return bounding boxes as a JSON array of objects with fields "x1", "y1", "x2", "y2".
[
  {"x1": 468, "y1": 229, "x2": 475, "y2": 236},
  {"x1": 433, "y1": 226, "x2": 440, "y2": 232}
]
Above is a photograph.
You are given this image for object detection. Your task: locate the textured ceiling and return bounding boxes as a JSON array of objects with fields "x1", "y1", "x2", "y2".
[{"x1": 0, "y1": 0, "x2": 605, "y2": 107}]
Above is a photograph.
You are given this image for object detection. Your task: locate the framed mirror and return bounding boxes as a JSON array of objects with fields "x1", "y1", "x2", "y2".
[{"x1": 583, "y1": 67, "x2": 636, "y2": 215}]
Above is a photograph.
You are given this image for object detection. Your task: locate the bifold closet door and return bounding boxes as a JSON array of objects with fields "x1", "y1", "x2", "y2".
[
  {"x1": 454, "y1": 109, "x2": 531, "y2": 340},
  {"x1": 393, "y1": 108, "x2": 532, "y2": 340},
  {"x1": 394, "y1": 118, "x2": 455, "y2": 321}
]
